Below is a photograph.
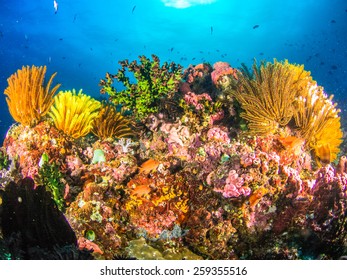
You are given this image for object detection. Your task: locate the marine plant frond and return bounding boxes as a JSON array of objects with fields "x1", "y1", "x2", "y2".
[
  {"x1": 49, "y1": 89, "x2": 101, "y2": 139},
  {"x1": 92, "y1": 103, "x2": 134, "y2": 140},
  {"x1": 229, "y1": 59, "x2": 312, "y2": 135},
  {"x1": 294, "y1": 83, "x2": 342, "y2": 163},
  {"x1": 4, "y1": 65, "x2": 61, "y2": 127}
]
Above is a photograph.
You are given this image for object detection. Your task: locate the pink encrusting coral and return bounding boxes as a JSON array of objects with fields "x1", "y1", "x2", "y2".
[
  {"x1": 213, "y1": 169, "x2": 251, "y2": 198},
  {"x1": 211, "y1": 61, "x2": 238, "y2": 87},
  {"x1": 183, "y1": 91, "x2": 212, "y2": 110},
  {"x1": 207, "y1": 127, "x2": 230, "y2": 143}
]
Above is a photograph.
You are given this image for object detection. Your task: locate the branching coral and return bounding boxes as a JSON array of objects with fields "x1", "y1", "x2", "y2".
[
  {"x1": 49, "y1": 89, "x2": 101, "y2": 139},
  {"x1": 91, "y1": 103, "x2": 133, "y2": 140},
  {"x1": 4, "y1": 65, "x2": 61, "y2": 127},
  {"x1": 99, "y1": 54, "x2": 183, "y2": 121}
]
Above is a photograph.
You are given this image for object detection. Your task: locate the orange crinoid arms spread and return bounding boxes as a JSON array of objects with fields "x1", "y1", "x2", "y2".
[{"x1": 4, "y1": 65, "x2": 61, "y2": 127}]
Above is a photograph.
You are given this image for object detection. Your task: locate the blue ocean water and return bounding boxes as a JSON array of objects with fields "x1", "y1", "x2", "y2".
[{"x1": 0, "y1": 0, "x2": 346, "y2": 141}]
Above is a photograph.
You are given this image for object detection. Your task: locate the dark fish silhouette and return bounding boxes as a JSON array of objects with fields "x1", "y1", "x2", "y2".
[
  {"x1": 170, "y1": 47, "x2": 174, "y2": 52},
  {"x1": 253, "y1": 25, "x2": 260, "y2": 29},
  {"x1": 211, "y1": 26, "x2": 213, "y2": 34},
  {"x1": 73, "y1": 14, "x2": 77, "y2": 22},
  {"x1": 331, "y1": 20, "x2": 336, "y2": 23},
  {"x1": 132, "y1": 5, "x2": 136, "y2": 13},
  {"x1": 331, "y1": 65, "x2": 338, "y2": 70}
]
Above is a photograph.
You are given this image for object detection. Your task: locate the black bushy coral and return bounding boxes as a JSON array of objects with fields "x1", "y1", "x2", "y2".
[{"x1": 0, "y1": 178, "x2": 92, "y2": 259}]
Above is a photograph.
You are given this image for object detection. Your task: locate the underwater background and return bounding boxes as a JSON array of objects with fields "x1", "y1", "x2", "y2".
[
  {"x1": 1, "y1": 0, "x2": 347, "y2": 261},
  {"x1": 0, "y1": 0, "x2": 346, "y2": 140}
]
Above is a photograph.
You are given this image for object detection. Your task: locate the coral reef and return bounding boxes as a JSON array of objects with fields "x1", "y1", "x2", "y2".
[
  {"x1": 1, "y1": 57, "x2": 347, "y2": 260},
  {"x1": 4, "y1": 65, "x2": 61, "y2": 127}
]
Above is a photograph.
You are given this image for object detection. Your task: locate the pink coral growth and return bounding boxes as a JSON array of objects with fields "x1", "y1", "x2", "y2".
[
  {"x1": 184, "y1": 91, "x2": 212, "y2": 110},
  {"x1": 184, "y1": 63, "x2": 212, "y2": 84},
  {"x1": 214, "y1": 170, "x2": 251, "y2": 198},
  {"x1": 207, "y1": 127, "x2": 230, "y2": 143},
  {"x1": 211, "y1": 61, "x2": 237, "y2": 86}
]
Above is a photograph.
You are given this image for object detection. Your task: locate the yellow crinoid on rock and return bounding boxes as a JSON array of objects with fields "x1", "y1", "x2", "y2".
[
  {"x1": 294, "y1": 83, "x2": 343, "y2": 164},
  {"x1": 4, "y1": 65, "x2": 61, "y2": 127},
  {"x1": 91, "y1": 103, "x2": 133, "y2": 140},
  {"x1": 230, "y1": 59, "x2": 312, "y2": 135},
  {"x1": 49, "y1": 89, "x2": 101, "y2": 139},
  {"x1": 229, "y1": 59, "x2": 343, "y2": 164}
]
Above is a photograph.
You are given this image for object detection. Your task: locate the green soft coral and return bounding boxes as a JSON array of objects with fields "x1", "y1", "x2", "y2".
[
  {"x1": 100, "y1": 54, "x2": 183, "y2": 121},
  {"x1": 36, "y1": 159, "x2": 66, "y2": 211}
]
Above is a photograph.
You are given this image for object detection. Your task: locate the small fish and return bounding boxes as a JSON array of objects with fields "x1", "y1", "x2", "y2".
[
  {"x1": 331, "y1": 65, "x2": 338, "y2": 70},
  {"x1": 170, "y1": 47, "x2": 174, "y2": 52},
  {"x1": 48, "y1": 56, "x2": 51, "y2": 64},
  {"x1": 59, "y1": 38, "x2": 63, "y2": 41},
  {"x1": 249, "y1": 187, "x2": 268, "y2": 210},
  {"x1": 132, "y1": 5, "x2": 136, "y2": 13},
  {"x1": 53, "y1": 0, "x2": 58, "y2": 14},
  {"x1": 139, "y1": 159, "x2": 160, "y2": 174},
  {"x1": 315, "y1": 143, "x2": 332, "y2": 166},
  {"x1": 73, "y1": 14, "x2": 77, "y2": 22},
  {"x1": 331, "y1": 19, "x2": 336, "y2": 23},
  {"x1": 278, "y1": 136, "x2": 305, "y2": 156},
  {"x1": 210, "y1": 26, "x2": 213, "y2": 34},
  {"x1": 131, "y1": 184, "x2": 151, "y2": 198},
  {"x1": 253, "y1": 25, "x2": 259, "y2": 29}
]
